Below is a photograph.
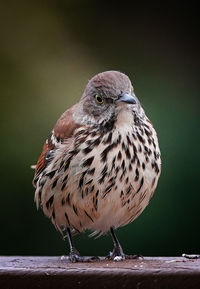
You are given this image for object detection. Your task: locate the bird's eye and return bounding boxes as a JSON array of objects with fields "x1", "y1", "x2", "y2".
[{"x1": 95, "y1": 94, "x2": 104, "y2": 104}]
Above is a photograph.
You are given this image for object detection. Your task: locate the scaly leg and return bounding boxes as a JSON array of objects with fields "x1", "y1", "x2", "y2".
[
  {"x1": 108, "y1": 227, "x2": 141, "y2": 260},
  {"x1": 62, "y1": 227, "x2": 99, "y2": 262}
]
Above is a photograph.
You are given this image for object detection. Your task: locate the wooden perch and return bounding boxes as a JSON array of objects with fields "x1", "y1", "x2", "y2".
[{"x1": 0, "y1": 256, "x2": 200, "y2": 289}]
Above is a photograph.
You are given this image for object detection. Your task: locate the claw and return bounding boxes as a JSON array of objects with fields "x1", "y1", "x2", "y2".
[
  {"x1": 69, "y1": 252, "x2": 81, "y2": 262},
  {"x1": 182, "y1": 253, "x2": 200, "y2": 259},
  {"x1": 61, "y1": 254, "x2": 100, "y2": 263},
  {"x1": 107, "y1": 249, "x2": 142, "y2": 261}
]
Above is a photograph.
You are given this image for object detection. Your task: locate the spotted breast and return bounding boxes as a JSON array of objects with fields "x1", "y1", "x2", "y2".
[{"x1": 33, "y1": 70, "x2": 161, "y2": 261}]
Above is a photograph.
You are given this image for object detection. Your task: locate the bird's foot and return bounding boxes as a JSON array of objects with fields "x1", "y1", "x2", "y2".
[
  {"x1": 67, "y1": 254, "x2": 100, "y2": 262},
  {"x1": 61, "y1": 248, "x2": 100, "y2": 262},
  {"x1": 123, "y1": 254, "x2": 142, "y2": 260},
  {"x1": 107, "y1": 245, "x2": 142, "y2": 261},
  {"x1": 108, "y1": 244, "x2": 125, "y2": 260},
  {"x1": 68, "y1": 250, "x2": 82, "y2": 262},
  {"x1": 182, "y1": 253, "x2": 200, "y2": 259}
]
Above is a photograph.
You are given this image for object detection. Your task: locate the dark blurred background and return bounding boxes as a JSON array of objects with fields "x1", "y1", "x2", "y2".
[{"x1": 0, "y1": 1, "x2": 199, "y2": 257}]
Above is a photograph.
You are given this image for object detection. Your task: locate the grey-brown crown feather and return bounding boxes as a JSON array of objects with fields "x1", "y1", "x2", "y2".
[{"x1": 82, "y1": 70, "x2": 132, "y2": 99}]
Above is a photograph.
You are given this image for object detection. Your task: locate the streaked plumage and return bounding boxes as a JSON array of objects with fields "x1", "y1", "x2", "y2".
[{"x1": 33, "y1": 71, "x2": 161, "y2": 261}]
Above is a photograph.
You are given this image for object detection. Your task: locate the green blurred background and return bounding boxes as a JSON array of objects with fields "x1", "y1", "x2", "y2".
[{"x1": 0, "y1": 1, "x2": 199, "y2": 257}]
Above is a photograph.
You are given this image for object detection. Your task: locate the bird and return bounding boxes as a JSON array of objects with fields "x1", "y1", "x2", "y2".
[{"x1": 32, "y1": 70, "x2": 161, "y2": 262}]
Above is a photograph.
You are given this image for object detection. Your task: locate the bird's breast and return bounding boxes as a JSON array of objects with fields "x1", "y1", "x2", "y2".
[{"x1": 38, "y1": 113, "x2": 161, "y2": 233}]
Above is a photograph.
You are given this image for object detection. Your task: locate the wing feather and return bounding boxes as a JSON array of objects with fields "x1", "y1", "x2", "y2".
[{"x1": 32, "y1": 104, "x2": 81, "y2": 187}]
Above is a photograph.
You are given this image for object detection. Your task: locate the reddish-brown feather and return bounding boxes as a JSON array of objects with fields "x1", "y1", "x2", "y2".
[
  {"x1": 35, "y1": 142, "x2": 53, "y2": 173},
  {"x1": 33, "y1": 104, "x2": 81, "y2": 186},
  {"x1": 54, "y1": 104, "x2": 81, "y2": 139},
  {"x1": 32, "y1": 141, "x2": 54, "y2": 186}
]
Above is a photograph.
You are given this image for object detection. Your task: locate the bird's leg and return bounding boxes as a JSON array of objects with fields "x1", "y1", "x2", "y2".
[
  {"x1": 108, "y1": 227, "x2": 125, "y2": 259},
  {"x1": 108, "y1": 227, "x2": 141, "y2": 260},
  {"x1": 62, "y1": 227, "x2": 82, "y2": 262},
  {"x1": 61, "y1": 227, "x2": 99, "y2": 262}
]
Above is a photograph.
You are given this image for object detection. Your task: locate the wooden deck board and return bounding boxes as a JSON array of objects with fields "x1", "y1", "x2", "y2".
[{"x1": 0, "y1": 256, "x2": 200, "y2": 289}]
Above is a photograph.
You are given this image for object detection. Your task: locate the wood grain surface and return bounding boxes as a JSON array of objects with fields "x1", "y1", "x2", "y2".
[{"x1": 0, "y1": 256, "x2": 200, "y2": 289}]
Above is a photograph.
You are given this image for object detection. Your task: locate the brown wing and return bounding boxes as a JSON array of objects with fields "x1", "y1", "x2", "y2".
[
  {"x1": 53, "y1": 103, "x2": 81, "y2": 139},
  {"x1": 32, "y1": 104, "x2": 81, "y2": 187},
  {"x1": 35, "y1": 142, "x2": 52, "y2": 173},
  {"x1": 32, "y1": 136, "x2": 54, "y2": 186}
]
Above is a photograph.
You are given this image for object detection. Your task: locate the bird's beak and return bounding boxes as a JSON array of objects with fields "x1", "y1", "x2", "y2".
[{"x1": 118, "y1": 93, "x2": 137, "y2": 104}]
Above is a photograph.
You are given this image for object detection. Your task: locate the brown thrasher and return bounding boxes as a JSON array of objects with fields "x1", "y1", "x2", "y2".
[{"x1": 32, "y1": 71, "x2": 161, "y2": 261}]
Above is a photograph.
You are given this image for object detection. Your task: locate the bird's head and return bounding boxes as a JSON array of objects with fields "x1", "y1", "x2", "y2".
[{"x1": 75, "y1": 71, "x2": 143, "y2": 129}]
